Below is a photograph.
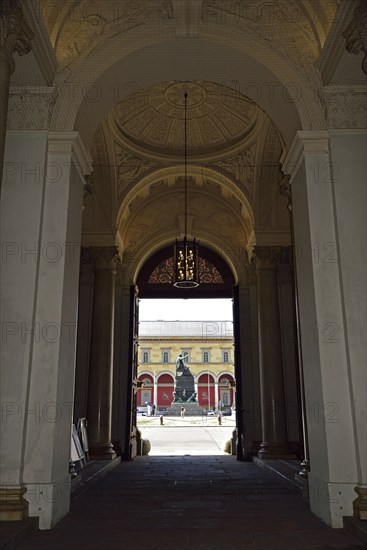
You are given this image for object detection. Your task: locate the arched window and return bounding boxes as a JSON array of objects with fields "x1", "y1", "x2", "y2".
[
  {"x1": 203, "y1": 351, "x2": 209, "y2": 363},
  {"x1": 223, "y1": 351, "x2": 229, "y2": 363},
  {"x1": 163, "y1": 351, "x2": 169, "y2": 363},
  {"x1": 143, "y1": 352, "x2": 149, "y2": 363}
]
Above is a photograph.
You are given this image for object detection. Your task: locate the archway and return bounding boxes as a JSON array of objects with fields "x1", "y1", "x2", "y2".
[{"x1": 129, "y1": 242, "x2": 240, "y2": 458}]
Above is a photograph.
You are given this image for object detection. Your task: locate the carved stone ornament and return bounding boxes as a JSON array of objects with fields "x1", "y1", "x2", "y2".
[
  {"x1": 0, "y1": 0, "x2": 34, "y2": 68},
  {"x1": 249, "y1": 245, "x2": 283, "y2": 268},
  {"x1": 278, "y1": 173, "x2": 292, "y2": 211},
  {"x1": 55, "y1": 0, "x2": 173, "y2": 65},
  {"x1": 214, "y1": 142, "x2": 256, "y2": 198},
  {"x1": 90, "y1": 246, "x2": 121, "y2": 271},
  {"x1": 323, "y1": 86, "x2": 367, "y2": 129},
  {"x1": 200, "y1": 0, "x2": 327, "y2": 62},
  {"x1": 342, "y1": 1, "x2": 367, "y2": 75},
  {"x1": 7, "y1": 87, "x2": 58, "y2": 130},
  {"x1": 114, "y1": 142, "x2": 160, "y2": 199}
]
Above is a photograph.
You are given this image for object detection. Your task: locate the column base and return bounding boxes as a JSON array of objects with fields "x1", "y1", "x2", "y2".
[
  {"x1": 297, "y1": 458, "x2": 310, "y2": 478},
  {"x1": 258, "y1": 441, "x2": 297, "y2": 459},
  {"x1": 89, "y1": 443, "x2": 117, "y2": 460},
  {"x1": 0, "y1": 486, "x2": 29, "y2": 521},
  {"x1": 353, "y1": 486, "x2": 367, "y2": 520},
  {"x1": 251, "y1": 440, "x2": 262, "y2": 455}
]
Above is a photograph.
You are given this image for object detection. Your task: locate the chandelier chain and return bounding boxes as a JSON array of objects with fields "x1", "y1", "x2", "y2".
[{"x1": 184, "y1": 92, "x2": 188, "y2": 237}]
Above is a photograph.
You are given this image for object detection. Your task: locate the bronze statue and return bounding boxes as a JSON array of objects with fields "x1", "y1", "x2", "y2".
[{"x1": 176, "y1": 353, "x2": 191, "y2": 376}]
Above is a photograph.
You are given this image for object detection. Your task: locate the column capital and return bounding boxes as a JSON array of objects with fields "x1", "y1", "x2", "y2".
[
  {"x1": 90, "y1": 246, "x2": 121, "y2": 272},
  {"x1": 282, "y1": 131, "x2": 330, "y2": 181},
  {"x1": 0, "y1": 0, "x2": 34, "y2": 72},
  {"x1": 48, "y1": 131, "x2": 93, "y2": 178},
  {"x1": 248, "y1": 245, "x2": 283, "y2": 269}
]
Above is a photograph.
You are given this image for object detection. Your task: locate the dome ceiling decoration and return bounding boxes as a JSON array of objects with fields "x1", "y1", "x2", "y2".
[{"x1": 111, "y1": 80, "x2": 258, "y2": 158}]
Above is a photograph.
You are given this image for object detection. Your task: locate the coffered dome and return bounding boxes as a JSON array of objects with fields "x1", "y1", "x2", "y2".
[{"x1": 111, "y1": 80, "x2": 259, "y2": 158}]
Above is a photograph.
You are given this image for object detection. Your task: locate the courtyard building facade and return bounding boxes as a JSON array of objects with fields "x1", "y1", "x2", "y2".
[{"x1": 137, "y1": 320, "x2": 235, "y2": 411}]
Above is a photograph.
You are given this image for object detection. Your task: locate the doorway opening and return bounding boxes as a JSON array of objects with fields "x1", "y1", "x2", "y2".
[{"x1": 136, "y1": 298, "x2": 236, "y2": 456}]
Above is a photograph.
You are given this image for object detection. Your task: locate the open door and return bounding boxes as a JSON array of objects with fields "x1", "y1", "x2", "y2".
[
  {"x1": 233, "y1": 285, "x2": 245, "y2": 460},
  {"x1": 124, "y1": 285, "x2": 140, "y2": 459}
]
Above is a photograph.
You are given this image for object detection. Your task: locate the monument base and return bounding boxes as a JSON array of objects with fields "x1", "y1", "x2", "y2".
[{"x1": 169, "y1": 403, "x2": 203, "y2": 416}]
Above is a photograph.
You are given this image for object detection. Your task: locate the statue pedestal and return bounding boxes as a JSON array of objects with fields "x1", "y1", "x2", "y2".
[
  {"x1": 170, "y1": 403, "x2": 203, "y2": 416},
  {"x1": 170, "y1": 374, "x2": 202, "y2": 416}
]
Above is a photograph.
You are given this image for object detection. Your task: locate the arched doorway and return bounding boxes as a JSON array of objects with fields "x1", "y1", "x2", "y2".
[{"x1": 126, "y1": 242, "x2": 242, "y2": 457}]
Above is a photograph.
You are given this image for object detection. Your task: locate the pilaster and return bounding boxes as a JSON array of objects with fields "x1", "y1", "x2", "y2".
[
  {"x1": 250, "y1": 246, "x2": 295, "y2": 459},
  {"x1": 282, "y1": 130, "x2": 363, "y2": 527},
  {"x1": 87, "y1": 247, "x2": 120, "y2": 460}
]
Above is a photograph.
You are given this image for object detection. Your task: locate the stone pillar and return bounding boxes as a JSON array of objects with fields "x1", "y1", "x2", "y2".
[
  {"x1": 234, "y1": 282, "x2": 262, "y2": 458},
  {"x1": 112, "y1": 283, "x2": 131, "y2": 459},
  {"x1": 87, "y1": 247, "x2": 120, "y2": 460},
  {"x1": 214, "y1": 380, "x2": 219, "y2": 408},
  {"x1": 277, "y1": 247, "x2": 302, "y2": 455},
  {"x1": 1, "y1": 131, "x2": 92, "y2": 528},
  {"x1": 153, "y1": 375, "x2": 158, "y2": 407},
  {"x1": 282, "y1": 130, "x2": 366, "y2": 527},
  {"x1": 73, "y1": 248, "x2": 94, "y2": 422},
  {"x1": 279, "y1": 176, "x2": 310, "y2": 479},
  {"x1": 0, "y1": 0, "x2": 33, "y2": 190},
  {"x1": 251, "y1": 246, "x2": 295, "y2": 459}
]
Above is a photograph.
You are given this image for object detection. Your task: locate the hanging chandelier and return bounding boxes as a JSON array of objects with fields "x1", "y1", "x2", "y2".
[{"x1": 173, "y1": 91, "x2": 199, "y2": 288}]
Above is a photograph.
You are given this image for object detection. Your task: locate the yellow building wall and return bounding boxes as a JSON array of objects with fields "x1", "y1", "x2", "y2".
[{"x1": 138, "y1": 337, "x2": 235, "y2": 379}]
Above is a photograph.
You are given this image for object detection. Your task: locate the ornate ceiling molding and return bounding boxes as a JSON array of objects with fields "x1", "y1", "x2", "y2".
[
  {"x1": 48, "y1": 0, "x2": 174, "y2": 66},
  {"x1": 114, "y1": 141, "x2": 160, "y2": 200},
  {"x1": 115, "y1": 165, "x2": 254, "y2": 234},
  {"x1": 111, "y1": 80, "x2": 259, "y2": 160},
  {"x1": 200, "y1": 0, "x2": 336, "y2": 61}
]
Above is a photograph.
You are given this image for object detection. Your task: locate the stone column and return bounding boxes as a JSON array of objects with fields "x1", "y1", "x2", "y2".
[
  {"x1": 214, "y1": 380, "x2": 219, "y2": 408},
  {"x1": 1, "y1": 131, "x2": 92, "y2": 528},
  {"x1": 73, "y1": 248, "x2": 94, "y2": 422},
  {"x1": 153, "y1": 375, "x2": 158, "y2": 407},
  {"x1": 282, "y1": 130, "x2": 366, "y2": 527},
  {"x1": 87, "y1": 247, "x2": 120, "y2": 460},
  {"x1": 279, "y1": 175, "x2": 310, "y2": 479},
  {"x1": 112, "y1": 283, "x2": 131, "y2": 460},
  {"x1": 0, "y1": 0, "x2": 33, "y2": 190},
  {"x1": 251, "y1": 246, "x2": 294, "y2": 459},
  {"x1": 234, "y1": 283, "x2": 261, "y2": 459}
]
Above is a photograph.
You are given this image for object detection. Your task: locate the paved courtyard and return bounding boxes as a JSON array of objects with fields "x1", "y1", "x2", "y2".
[{"x1": 137, "y1": 415, "x2": 236, "y2": 455}]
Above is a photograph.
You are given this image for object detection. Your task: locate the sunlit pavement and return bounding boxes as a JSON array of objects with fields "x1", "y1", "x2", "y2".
[{"x1": 137, "y1": 415, "x2": 236, "y2": 456}]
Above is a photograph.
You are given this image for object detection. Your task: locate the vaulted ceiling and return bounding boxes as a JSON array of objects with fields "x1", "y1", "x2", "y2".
[{"x1": 10, "y1": 0, "x2": 365, "y2": 283}]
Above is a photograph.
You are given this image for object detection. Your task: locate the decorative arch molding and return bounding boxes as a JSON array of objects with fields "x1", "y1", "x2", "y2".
[
  {"x1": 116, "y1": 165, "x2": 254, "y2": 234},
  {"x1": 136, "y1": 244, "x2": 235, "y2": 298},
  {"x1": 49, "y1": 19, "x2": 327, "y2": 145},
  {"x1": 137, "y1": 373, "x2": 154, "y2": 384},
  {"x1": 218, "y1": 373, "x2": 235, "y2": 383},
  {"x1": 116, "y1": 227, "x2": 249, "y2": 287},
  {"x1": 113, "y1": 167, "x2": 254, "y2": 287}
]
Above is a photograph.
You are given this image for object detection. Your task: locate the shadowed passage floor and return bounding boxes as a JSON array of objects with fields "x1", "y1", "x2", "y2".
[{"x1": 18, "y1": 455, "x2": 364, "y2": 550}]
